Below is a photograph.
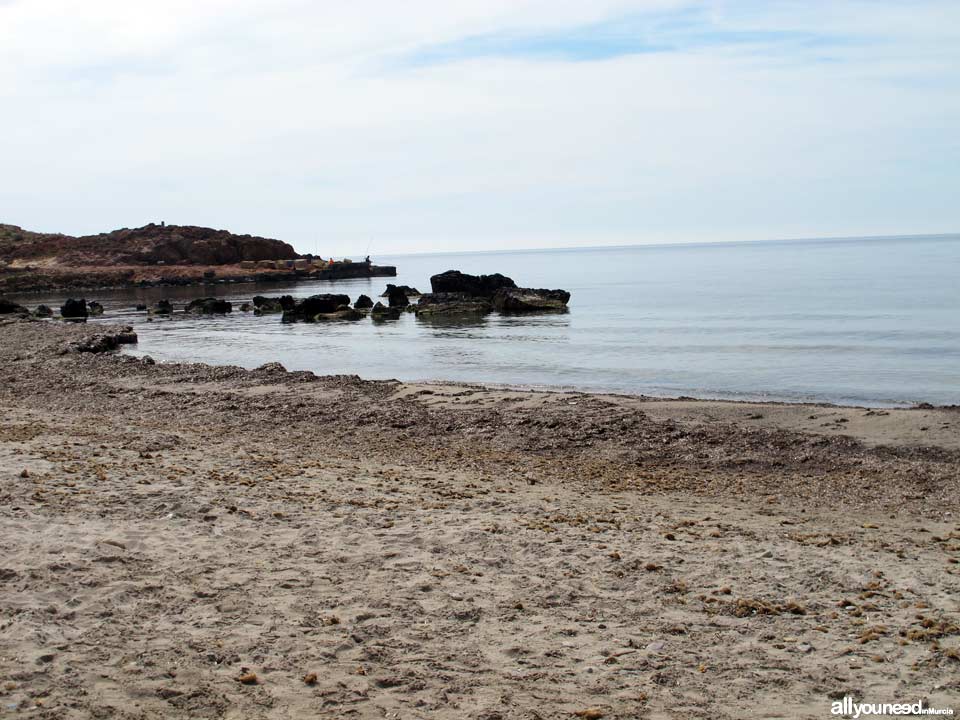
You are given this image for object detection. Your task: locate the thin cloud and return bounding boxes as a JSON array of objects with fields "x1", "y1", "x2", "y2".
[{"x1": 398, "y1": 10, "x2": 854, "y2": 66}]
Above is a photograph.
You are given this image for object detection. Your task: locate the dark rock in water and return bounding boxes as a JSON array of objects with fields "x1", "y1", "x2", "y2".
[
  {"x1": 430, "y1": 270, "x2": 516, "y2": 298},
  {"x1": 386, "y1": 286, "x2": 409, "y2": 308},
  {"x1": 0, "y1": 298, "x2": 29, "y2": 315},
  {"x1": 239, "y1": 302, "x2": 252, "y2": 312},
  {"x1": 492, "y1": 287, "x2": 570, "y2": 313},
  {"x1": 252, "y1": 295, "x2": 294, "y2": 314},
  {"x1": 203, "y1": 269, "x2": 216, "y2": 279},
  {"x1": 298, "y1": 294, "x2": 350, "y2": 315},
  {"x1": 370, "y1": 301, "x2": 402, "y2": 320},
  {"x1": 415, "y1": 292, "x2": 493, "y2": 316},
  {"x1": 282, "y1": 294, "x2": 351, "y2": 322},
  {"x1": 153, "y1": 299, "x2": 173, "y2": 314},
  {"x1": 185, "y1": 297, "x2": 232, "y2": 314},
  {"x1": 35, "y1": 304, "x2": 54, "y2": 317},
  {"x1": 380, "y1": 284, "x2": 421, "y2": 298},
  {"x1": 415, "y1": 312, "x2": 486, "y2": 329},
  {"x1": 88, "y1": 301, "x2": 104, "y2": 316},
  {"x1": 60, "y1": 298, "x2": 88, "y2": 320},
  {"x1": 314, "y1": 305, "x2": 364, "y2": 321},
  {"x1": 354, "y1": 294, "x2": 374, "y2": 309},
  {"x1": 135, "y1": 303, "x2": 148, "y2": 311}
]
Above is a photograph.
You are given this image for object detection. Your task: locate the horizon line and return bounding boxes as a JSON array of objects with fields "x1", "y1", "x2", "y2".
[{"x1": 370, "y1": 232, "x2": 960, "y2": 259}]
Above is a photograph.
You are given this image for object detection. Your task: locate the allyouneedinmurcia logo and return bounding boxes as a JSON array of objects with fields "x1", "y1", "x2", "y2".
[{"x1": 831, "y1": 697, "x2": 954, "y2": 717}]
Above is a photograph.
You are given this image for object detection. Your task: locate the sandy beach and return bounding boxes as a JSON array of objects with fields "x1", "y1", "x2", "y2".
[{"x1": 1, "y1": 319, "x2": 958, "y2": 719}]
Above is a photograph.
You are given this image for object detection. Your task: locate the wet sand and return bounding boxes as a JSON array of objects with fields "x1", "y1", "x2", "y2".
[{"x1": 1, "y1": 319, "x2": 958, "y2": 719}]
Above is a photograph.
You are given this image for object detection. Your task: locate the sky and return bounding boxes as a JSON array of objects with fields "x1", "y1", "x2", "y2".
[{"x1": 0, "y1": 0, "x2": 957, "y2": 257}]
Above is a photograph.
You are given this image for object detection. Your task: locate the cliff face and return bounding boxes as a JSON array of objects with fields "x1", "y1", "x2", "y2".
[{"x1": 0, "y1": 223, "x2": 298, "y2": 267}]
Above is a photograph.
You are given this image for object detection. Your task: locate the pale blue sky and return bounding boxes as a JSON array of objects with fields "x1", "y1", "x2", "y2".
[{"x1": 0, "y1": 0, "x2": 957, "y2": 256}]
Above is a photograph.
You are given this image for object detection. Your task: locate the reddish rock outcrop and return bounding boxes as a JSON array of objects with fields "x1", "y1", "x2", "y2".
[{"x1": 0, "y1": 223, "x2": 297, "y2": 267}]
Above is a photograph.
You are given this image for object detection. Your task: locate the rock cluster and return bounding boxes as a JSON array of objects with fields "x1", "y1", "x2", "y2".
[
  {"x1": 414, "y1": 292, "x2": 494, "y2": 316},
  {"x1": 60, "y1": 298, "x2": 88, "y2": 320},
  {"x1": 252, "y1": 295, "x2": 295, "y2": 315},
  {"x1": 429, "y1": 270, "x2": 516, "y2": 297},
  {"x1": 279, "y1": 294, "x2": 356, "y2": 322},
  {"x1": 492, "y1": 287, "x2": 571, "y2": 313},
  {"x1": 386, "y1": 286, "x2": 410, "y2": 308},
  {"x1": 414, "y1": 271, "x2": 570, "y2": 315},
  {"x1": 371, "y1": 302, "x2": 402, "y2": 320},
  {"x1": 380, "y1": 284, "x2": 420, "y2": 298},
  {"x1": 185, "y1": 298, "x2": 232, "y2": 314}
]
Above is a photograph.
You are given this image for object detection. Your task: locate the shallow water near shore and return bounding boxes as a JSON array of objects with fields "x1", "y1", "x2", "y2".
[{"x1": 12, "y1": 234, "x2": 960, "y2": 406}]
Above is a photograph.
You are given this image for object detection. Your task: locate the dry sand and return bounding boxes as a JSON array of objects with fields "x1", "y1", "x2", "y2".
[{"x1": 1, "y1": 319, "x2": 958, "y2": 719}]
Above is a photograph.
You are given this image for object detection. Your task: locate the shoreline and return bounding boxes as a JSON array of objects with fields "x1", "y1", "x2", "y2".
[
  {"x1": 2, "y1": 319, "x2": 958, "y2": 718},
  {"x1": 4, "y1": 317, "x2": 959, "y2": 513},
  {"x1": 121, "y1": 344, "x2": 957, "y2": 413},
  {"x1": 355, "y1": 376, "x2": 951, "y2": 411},
  {"x1": 390, "y1": 379, "x2": 960, "y2": 451}
]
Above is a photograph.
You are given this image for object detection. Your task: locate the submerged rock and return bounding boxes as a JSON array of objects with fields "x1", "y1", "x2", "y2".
[
  {"x1": 135, "y1": 303, "x2": 148, "y2": 311},
  {"x1": 34, "y1": 304, "x2": 53, "y2": 318},
  {"x1": 380, "y1": 284, "x2": 421, "y2": 298},
  {"x1": 60, "y1": 298, "x2": 88, "y2": 320},
  {"x1": 430, "y1": 270, "x2": 516, "y2": 298},
  {"x1": 314, "y1": 306, "x2": 364, "y2": 321},
  {"x1": 88, "y1": 301, "x2": 104, "y2": 316},
  {"x1": 354, "y1": 294, "x2": 374, "y2": 309},
  {"x1": 386, "y1": 286, "x2": 409, "y2": 308},
  {"x1": 185, "y1": 297, "x2": 232, "y2": 314},
  {"x1": 414, "y1": 292, "x2": 493, "y2": 316},
  {"x1": 370, "y1": 301, "x2": 402, "y2": 320},
  {"x1": 492, "y1": 287, "x2": 570, "y2": 313},
  {"x1": 282, "y1": 294, "x2": 351, "y2": 322},
  {"x1": 252, "y1": 295, "x2": 294, "y2": 314},
  {"x1": 152, "y1": 300, "x2": 173, "y2": 315}
]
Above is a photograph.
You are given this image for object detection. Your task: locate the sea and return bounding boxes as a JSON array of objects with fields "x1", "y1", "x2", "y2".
[{"x1": 12, "y1": 234, "x2": 960, "y2": 407}]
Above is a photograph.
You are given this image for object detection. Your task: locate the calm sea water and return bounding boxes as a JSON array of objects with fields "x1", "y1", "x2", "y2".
[{"x1": 13, "y1": 235, "x2": 960, "y2": 407}]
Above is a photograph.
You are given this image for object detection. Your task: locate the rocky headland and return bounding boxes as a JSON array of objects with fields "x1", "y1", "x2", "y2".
[{"x1": 0, "y1": 222, "x2": 396, "y2": 293}]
